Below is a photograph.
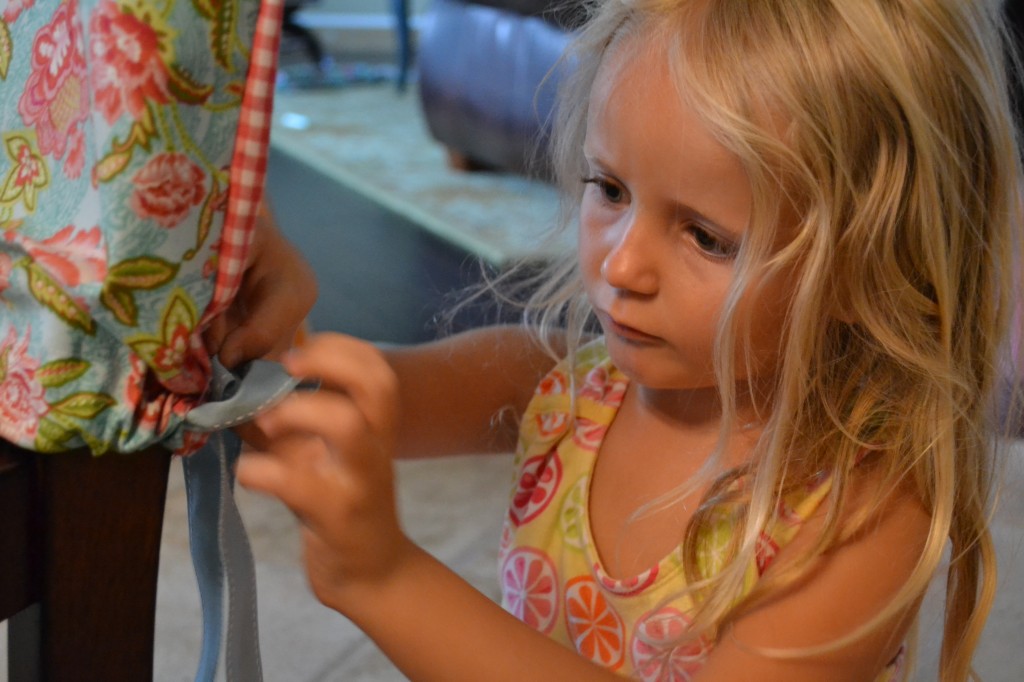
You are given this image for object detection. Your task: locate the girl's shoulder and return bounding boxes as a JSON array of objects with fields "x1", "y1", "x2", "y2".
[
  {"x1": 516, "y1": 337, "x2": 627, "y2": 452},
  {"x1": 698, "y1": 465, "x2": 930, "y2": 680},
  {"x1": 765, "y1": 456, "x2": 931, "y2": 565},
  {"x1": 528, "y1": 337, "x2": 628, "y2": 410}
]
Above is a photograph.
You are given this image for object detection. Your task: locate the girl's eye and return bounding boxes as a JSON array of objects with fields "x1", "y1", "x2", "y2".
[
  {"x1": 582, "y1": 176, "x2": 626, "y2": 204},
  {"x1": 689, "y1": 225, "x2": 738, "y2": 260}
]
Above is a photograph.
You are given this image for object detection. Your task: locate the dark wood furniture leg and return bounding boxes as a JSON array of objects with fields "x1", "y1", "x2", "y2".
[{"x1": 2, "y1": 443, "x2": 171, "y2": 682}]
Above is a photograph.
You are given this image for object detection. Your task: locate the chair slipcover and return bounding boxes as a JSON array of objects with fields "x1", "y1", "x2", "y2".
[{"x1": 0, "y1": 0, "x2": 277, "y2": 456}]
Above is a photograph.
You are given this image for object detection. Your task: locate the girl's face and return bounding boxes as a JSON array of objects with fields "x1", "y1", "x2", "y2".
[{"x1": 578, "y1": 39, "x2": 791, "y2": 398}]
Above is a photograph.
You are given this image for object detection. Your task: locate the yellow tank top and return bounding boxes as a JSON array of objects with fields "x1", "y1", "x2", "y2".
[{"x1": 498, "y1": 340, "x2": 905, "y2": 681}]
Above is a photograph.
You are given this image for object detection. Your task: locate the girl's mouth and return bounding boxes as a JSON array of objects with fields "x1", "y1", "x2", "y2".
[{"x1": 598, "y1": 311, "x2": 660, "y2": 344}]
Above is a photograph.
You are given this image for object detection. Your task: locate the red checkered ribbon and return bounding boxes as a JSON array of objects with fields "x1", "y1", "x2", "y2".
[{"x1": 204, "y1": 0, "x2": 284, "y2": 323}]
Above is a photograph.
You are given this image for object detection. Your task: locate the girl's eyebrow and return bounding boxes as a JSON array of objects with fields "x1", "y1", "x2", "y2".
[{"x1": 582, "y1": 150, "x2": 610, "y2": 171}]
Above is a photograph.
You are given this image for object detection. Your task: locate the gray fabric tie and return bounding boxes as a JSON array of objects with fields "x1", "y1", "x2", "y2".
[{"x1": 182, "y1": 359, "x2": 303, "y2": 682}]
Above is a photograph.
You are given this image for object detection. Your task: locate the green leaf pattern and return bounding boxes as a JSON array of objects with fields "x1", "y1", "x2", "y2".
[
  {"x1": 1, "y1": 131, "x2": 49, "y2": 217},
  {"x1": 37, "y1": 358, "x2": 91, "y2": 388},
  {"x1": 25, "y1": 262, "x2": 97, "y2": 334},
  {"x1": 101, "y1": 255, "x2": 180, "y2": 326},
  {"x1": 0, "y1": 19, "x2": 11, "y2": 80}
]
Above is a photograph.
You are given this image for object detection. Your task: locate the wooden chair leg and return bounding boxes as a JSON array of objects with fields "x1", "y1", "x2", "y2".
[
  {"x1": 8, "y1": 446, "x2": 171, "y2": 682},
  {"x1": 0, "y1": 449, "x2": 35, "y2": 623}
]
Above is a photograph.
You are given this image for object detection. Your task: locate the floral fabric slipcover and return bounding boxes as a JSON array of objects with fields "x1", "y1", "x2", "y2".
[{"x1": 0, "y1": 0, "x2": 272, "y2": 454}]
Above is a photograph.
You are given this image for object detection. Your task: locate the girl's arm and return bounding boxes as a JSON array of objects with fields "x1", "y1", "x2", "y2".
[
  {"x1": 204, "y1": 199, "x2": 318, "y2": 367},
  {"x1": 237, "y1": 326, "x2": 557, "y2": 459},
  {"x1": 692, "y1": 477, "x2": 932, "y2": 682},
  {"x1": 382, "y1": 324, "x2": 560, "y2": 458},
  {"x1": 237, "y1": 336, "x2": 619, "y2": 681},
  {"x1": 328, "y1": 545, "x2": 625, "y2": 682}
]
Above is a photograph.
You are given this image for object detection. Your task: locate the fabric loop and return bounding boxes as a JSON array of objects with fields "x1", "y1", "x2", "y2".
[
  {"x1": 186, "y1": 359, "x2": 302, "y2": 433},
  {"x1": 183, "y1": 357, "x2": 307, "y2": 682}
]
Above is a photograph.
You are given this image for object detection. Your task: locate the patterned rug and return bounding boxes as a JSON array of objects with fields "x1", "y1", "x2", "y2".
[{"x1": 270, "y1": 83, "x2": 566, "y2": 266}]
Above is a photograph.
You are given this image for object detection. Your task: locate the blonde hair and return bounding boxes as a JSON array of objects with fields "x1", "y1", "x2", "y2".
[{"x1": 512, "y1": 0, "x2": 1023, "y2": 679}]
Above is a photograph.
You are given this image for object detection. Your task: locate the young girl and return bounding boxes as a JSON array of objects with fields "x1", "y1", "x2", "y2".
[{"x1": 237, "y1": 0, "x2": 1023, "y2": 680}]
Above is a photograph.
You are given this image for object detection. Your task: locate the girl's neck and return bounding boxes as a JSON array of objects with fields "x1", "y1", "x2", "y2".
[
  {"x1": 633, "y1": 382, "x2": 768, "y2": 438},
  {"x1": 590, "y1": 382, "x2": 769, "y2": 579}
]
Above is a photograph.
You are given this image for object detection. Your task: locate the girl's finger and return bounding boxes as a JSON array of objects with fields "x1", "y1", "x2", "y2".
[
  {"x1": 234, "y1": 419, "x2": 270, "y2": 449},
  {"x1": 236, "y1": 449, "x2": 292, "y2": 498},
  {"x1": 258, "y1": 387, "x2": 393, "y2": 466},
  {"x1": 203, "y1": 313, "x2": 231, "y2": 356},
  {"x1": 282, "y1": 335, "x2": 398, "y2": 434},
  {"x1": 237, "y1": 440, "x2": 341, "y2": 528}
]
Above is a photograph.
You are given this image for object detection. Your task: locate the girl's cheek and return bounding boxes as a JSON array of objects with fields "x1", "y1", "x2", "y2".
[
  {"x1": 735, "y1": 276, "x2": 794, "y2": 373},
  {"x1": 579, "y1": 201, "x2": 623, "y2": 261},
  {"x1": 577, "y1": 213, "x2": 603, "y2": 276}
]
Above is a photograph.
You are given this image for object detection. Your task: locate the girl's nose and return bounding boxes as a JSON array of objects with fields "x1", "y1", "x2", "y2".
[{"x1": 600, "y1": 212, "x2": 659, "y2": 295}]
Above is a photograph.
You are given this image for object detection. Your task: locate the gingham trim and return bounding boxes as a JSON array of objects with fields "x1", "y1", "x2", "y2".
[{"x1": 204, "y1": 0, "x2": 284, "y2": 323}]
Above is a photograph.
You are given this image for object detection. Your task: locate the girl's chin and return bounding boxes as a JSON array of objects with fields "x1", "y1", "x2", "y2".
[{"x1": 603, "y1": 344, "x2": 711, "y2": 392}]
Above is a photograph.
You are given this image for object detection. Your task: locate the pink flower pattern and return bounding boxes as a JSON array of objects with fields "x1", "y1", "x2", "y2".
[
  {"x1": 124, "y1": 354, "x2": 192, "y2": 434},
  {"x1": 0, "y1": 327, "x2": 49, "y2": 443},
  {"x1": 150, "y1": 331, "x2": 207, "y2": 396},
  {"x1": 4, "y1": 225, "x2": 108, "y2": 288},
  {"x1": 130, "y1": 152, "x2": 207, "y2": 228},
  {"x1": 2, "y1": 0, "x2": 36, "y2": 24},
  {"x1": 89, "y1": 0, "x2": 172, "y2": 124},
  {"x1": 17, "y1": 0, "x2": 89, "y2": 178},
  {"x1": 14, "y1": 140, "x2": 46, "y2": 190},
  {"x1": 152, "y1": 323, "x2": 190, "y2": 374}
]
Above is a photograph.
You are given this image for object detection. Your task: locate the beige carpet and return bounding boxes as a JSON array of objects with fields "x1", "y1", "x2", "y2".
[{"x1": 270, "y1": 85, "x2": 567, "y2": 267}]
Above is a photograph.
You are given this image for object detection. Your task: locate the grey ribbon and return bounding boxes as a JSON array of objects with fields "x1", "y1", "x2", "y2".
[{"x1": 182, "y1": 359, "x2": 303, "y2": 682}]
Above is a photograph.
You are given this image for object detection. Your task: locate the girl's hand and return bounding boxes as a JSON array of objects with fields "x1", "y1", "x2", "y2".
[
  {"x1": 204, "y1": 201, "x2": 318, "y2": 368},
  {"x1": 238, "y1": 333, "x2": 626, "y2": 682},
  {"x1": 236, "y1": 333, "x2": 411, "y2": 610}
]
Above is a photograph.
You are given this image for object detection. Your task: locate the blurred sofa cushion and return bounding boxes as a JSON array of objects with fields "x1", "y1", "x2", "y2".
[{"x1": 417, "y1": 0, "x2": 577, "y2": 177}]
